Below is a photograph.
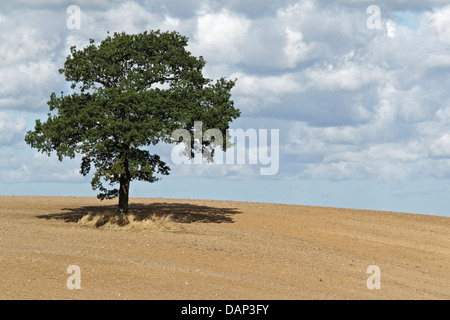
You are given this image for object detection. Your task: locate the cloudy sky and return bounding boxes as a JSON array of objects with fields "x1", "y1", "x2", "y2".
[{"x1": 1, "y1": 0, "x2": 450, "y2": 217}]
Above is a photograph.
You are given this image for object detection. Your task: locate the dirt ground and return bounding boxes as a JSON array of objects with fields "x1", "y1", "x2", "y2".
[{"x1": 0, "y1": 195, "x2": 449, "y2": 300}]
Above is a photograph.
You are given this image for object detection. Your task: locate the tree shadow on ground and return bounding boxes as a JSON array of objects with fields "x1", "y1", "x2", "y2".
[{"x1": 36, "y1": 202, "x2": 241, "y2": 224}]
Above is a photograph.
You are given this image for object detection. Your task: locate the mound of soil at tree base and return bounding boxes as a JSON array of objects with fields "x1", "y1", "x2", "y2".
[{"x1": 0, "y1": 195, "x2": 449, "y2": 299}]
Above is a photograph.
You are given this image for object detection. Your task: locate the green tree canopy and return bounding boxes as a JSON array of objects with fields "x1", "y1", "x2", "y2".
[{"x1": 25, "y1": 30, "x2": 240, "y2": 215}]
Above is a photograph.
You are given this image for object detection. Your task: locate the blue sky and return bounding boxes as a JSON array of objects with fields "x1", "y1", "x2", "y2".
[
  {"x1": 1, "y1": 0, "x2": 450, "y2": 217},
  {"x1": 393, "y1": 10, "x2": 422, "y2": 30}
]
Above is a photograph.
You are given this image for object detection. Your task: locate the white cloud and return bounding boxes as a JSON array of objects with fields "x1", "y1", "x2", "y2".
[
  {"x1": 424, "y1": 53, "x2": 450, "y2": 68},
  {"x1": 1, "y1": 152, "x2": 84, "y2": 183},
  {"x1": 283, "y1": 29, "x2": 328, "y2": 68},
  {"x1": 305, "y1": 58, "x2": 384, "y2": 91},
  {"x1": 430, "y1": 134, "x2": 450, "y2": 157},
  {"x1": 2, "y1": 0, "x2": 450, "y2": 188},
  {"x1": 192, "y1": 8, "x2": 250, "y2": 64},
  {"x1": 0, "y1": 10, "x2": 64, "y2": 111},
  {"x1": 0, "y1": 27, "x2": 57, "y2": 65},
  {"x1": 302, "y1": 142, "x2": 425, "y2": 181},
  {"x1": 423, "y1": 5, "x2": 450, "y2": 44},
  {"x1": 0, "y1": 113, "x2": 27, "y2": 145},
  {"x1": 231, "y1": 71, "x2": 304, "y2": 112}
]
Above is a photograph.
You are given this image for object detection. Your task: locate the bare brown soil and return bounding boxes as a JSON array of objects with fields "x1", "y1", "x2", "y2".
[{"x1": 0, "y1": 195, "x2": 449, "y2": 300}]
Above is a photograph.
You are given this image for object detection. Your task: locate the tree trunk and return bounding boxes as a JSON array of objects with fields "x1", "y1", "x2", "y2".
[
  {"x1": 117, "y1": 174, "x2": 130, "y2": 216},
  {"x1": 117, "y1": 153, "x2": 131, "y2": 216},
  {"x1": 117, "y1": 146, "x2": 131, "y2": 216}
]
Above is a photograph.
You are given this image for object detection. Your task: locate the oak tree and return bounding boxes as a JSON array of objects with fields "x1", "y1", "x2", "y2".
[{"x1": 25, "y1": 30, "x2": 240, "y2": 215}]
